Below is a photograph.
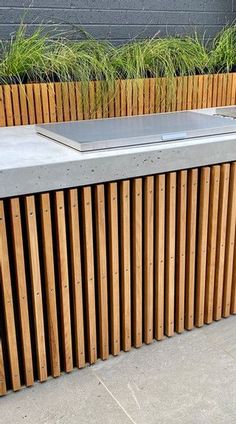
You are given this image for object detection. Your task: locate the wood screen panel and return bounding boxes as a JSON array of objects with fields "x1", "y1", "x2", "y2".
[
  {"x1": 0, "y1": 73, "x2": 233, "y2": 127},
  {"x1": 1, "y1": 162, "x2": 236, "y2": 395}
]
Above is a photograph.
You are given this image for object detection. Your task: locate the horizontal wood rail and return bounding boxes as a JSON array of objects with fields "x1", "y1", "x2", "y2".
[
  {"x1": 0, "y1": 73, "x2": 236, "y2": 127},
  {"x1": 1, "y1": 162, "x2": 236, "y2": 395}
]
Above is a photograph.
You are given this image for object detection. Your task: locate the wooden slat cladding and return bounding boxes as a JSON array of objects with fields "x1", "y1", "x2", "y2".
[
  {"x1": 0, "y1": 73, "x2": 233, "y2": 127},
  {"x1": 1, "y1": 162, "x2": 236, "y2": 395}
]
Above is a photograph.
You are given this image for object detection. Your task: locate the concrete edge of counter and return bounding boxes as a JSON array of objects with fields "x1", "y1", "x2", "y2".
[{"x1": 1, "y1": 136, "x2": 236, "y2": 198}]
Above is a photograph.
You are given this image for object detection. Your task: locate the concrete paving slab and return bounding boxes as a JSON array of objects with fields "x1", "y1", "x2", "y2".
[
  {"x1": 0, "y1": 316, "x2": 236, "y2": 424},
  {"x1": 0, "y1": 369, "x2": 132, "y2": 424}
]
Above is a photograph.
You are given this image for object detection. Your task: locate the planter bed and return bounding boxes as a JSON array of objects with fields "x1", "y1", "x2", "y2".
[{"x1": 0, "y1": 107, "x2": 236, "y2": 395}]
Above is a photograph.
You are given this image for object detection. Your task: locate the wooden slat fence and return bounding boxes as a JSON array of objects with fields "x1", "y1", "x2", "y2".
[
  {"x1": 1, "y1": 163, "x2": 236, "y2": 395},
  {"x1": 0, "y1": 73, "x2": 236, "y2": 127}
]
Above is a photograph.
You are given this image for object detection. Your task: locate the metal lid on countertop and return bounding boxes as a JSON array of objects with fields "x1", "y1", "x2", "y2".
[{"x1": 35, "y1": 110, "x2": 236, "y2": 152}]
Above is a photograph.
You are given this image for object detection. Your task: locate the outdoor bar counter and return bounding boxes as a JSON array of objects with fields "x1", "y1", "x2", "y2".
[{"x1": 0, "y1": 107, "x2": 236, "y2": 395}]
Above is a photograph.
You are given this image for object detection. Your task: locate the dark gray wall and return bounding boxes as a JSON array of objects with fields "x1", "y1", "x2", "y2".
[{"x1": 0, "y1": 1, "x2": 236, "y2": 43}]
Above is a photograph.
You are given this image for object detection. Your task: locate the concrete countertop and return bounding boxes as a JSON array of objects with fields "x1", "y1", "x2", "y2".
[{"x1": 1, "y1": 108, "x2": 236, "y2": 198}]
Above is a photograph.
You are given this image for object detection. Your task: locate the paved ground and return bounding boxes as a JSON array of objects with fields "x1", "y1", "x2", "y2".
[{"x1": 1, "y1": 316, "x2": 236, "y2": 424}]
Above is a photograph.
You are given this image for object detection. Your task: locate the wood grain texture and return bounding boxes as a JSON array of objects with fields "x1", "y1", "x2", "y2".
[
  {"x1": 222, "y1": 163, "x2": 236, "y2": 317},
  {"x1": 107, "y1": 183, "x2": 120, "y2": 355},
  {"x1": 214, "y1": 164, "x2": 230, "y2": 321},
  {"x1": 94, "y1": 185, "x2": 109, "y2": 360},
  {"x1": 185, "y1": 169, "x2": 198, "y2": 330},
  {"x1": 165, "y1": 172, "x2": 176, "y2": 337},
  {"x1": 0, "y1": 201, "x2": 21, "y2": 391},
  {"x1": 205, "y1": 166, "x2": 220, "y2": 324},
  {"x1": 155, "y1": 174, "x2": 165, "y2": 340},
  {"x1": 120, "y1": 180, "x2": 131, "y2": 351},
  {"x1": 54, "y1": 191, "x2": 73, "y2": 372},
  {"x1": 0, "y1": 85, "x2": 6, "y2": 126},
  {"x1": 81, "y1": 187, "x2": 97, "y2": 363},
  {"x1": 25, "y1": 196, "x2": 47, "y2": 382},
  {"x1": 40, "y1": 193, "x2": 60, "y2": 377},
  {"x1": 175, "y1": 170, "x2": 187, "y2": 334},
  {"x1": 195, "y1": 168, "x2": 210, "y2": 328},
  {"x1": 0, "y1": 339, "x2": 6, "y2": 396},
  {"x1": 10, "y1": 198, "x2": 34, "y2": 386},
  {"x1": 68, "y1": 189, "x2": 85, "y2": 368},
  {"x1": 143, "y1": 176, "x2": 154, "y2": 344},
  {"x1": 131, "y1": 178, "x2": 142, "y2": 348}
]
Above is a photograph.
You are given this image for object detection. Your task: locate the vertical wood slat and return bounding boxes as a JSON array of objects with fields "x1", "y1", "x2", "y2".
[
  {"x1": 94, "y1": 185, "x2": 109, "y2": 360},
  {"x1": 149, "y1": 79, "x2": 155, "y2": 113},
  {"x1": 0, "y1": 340, "x2": 6, "y2": 396},
  {"x1": 126, "y1": 80, "x2": 132, "y2": 116},
  {"x1": 195, "y1": 167, "x2": 210, "y2": 328},
  {"x1": 120, "y1": 180, "x2": 131, "y2": 351},
  {"x1": 114, "y1": 80, "x2": 121, "y2": 117},
  {"x1": 40, "y1": 84, "x2": 50, "y2": 123},
  {"x1": 175, "y1": 170, "x2": 187, "y2": 334},
  {"x1": 0, "y1": 85, "x2": 6, "y2": 126},
  {"x1": 40, "y1": 193, "x2": 60, "y2": 377},
  {"x1": 206, "y1": 75, "x2": 213, "y2": 108},
  {"x1": 54, "y1": 191, "x2": 73, "y2": 372},
  {"x1": 120, "y1": 80, "x2": 127, "y2": 117},
  {"x1": 197, "y1": 75, "x2": 204, "y2": 109},
  {"x1": 214, "y1": 164, "x2": 230, "y2": 321},
  {"x1": 211, "y1": 74, "x2": 218, "y2": 106},
  {"x1": 62, "y1": 83, "x2": 70, "y2": 121},
  {"x1": 205, "y1": 166, "x2": 220, "y2": 324},
  {"x1": 165, "y1": 172, "x2": 176, "y2": 337},
  {"x1": 3, "y1": 85, "x2": 14, "y2": 126},
  {"x1": 155, "y1": 174, "x2": 165, "y2": 340},
  {"x1": 18, "y1": 84, "x2": 29, "y2": 125},
  {"x1": 138, "y1": 79, "x2": 144, "y2": 115},
  {"x1": 102, "y1": 82, "x2": 109, "y2": 119},
  {"x1": 33, "y1": 84, "x2": 43, "y2": 123},
  {"x1": 81, "y1": 187, "x2": 97, "y2": 363},
  {"x1": 144, "y1": 79, "x2": 150, "y2": 114},
  {"x1": 0, "y1": 201, "x2": 21, "y2": 391},
  {"x1": 144, "y1": 176, "x2": 154, "y2": 344},
  {"x1": 108, "y1": 81, "x2": 115, "y2": 118},
  {"x1": 176, "y1": 77, "x2": 183, "y2": 111},
  {"x1": 223, "y1": 163, "x2": 236, "y2": 317},
  {"x1": 25, "y1": 196, "x2": 47, "y2": 382},
  {"x1": 185, "y1": 169, "x2": 198, "y2": 330},
  {"x1": 10, "y1": 198, "x2": 34, "y2": 386},
  {"x1": 75, "y1": 82, "x2": 84, "y2": 121},
  {"x1": 25, "y1": 84, "x2": 36, "y2": 124},
  {"x1": 11, "y1": 85, "x2": 21, "y2": 125},
  {"x1": 48, "y1": 83, "x2": 57, "y2": 123},
  {"x1": 231, "y1": 73, "x2": 236, "y2": 105},
  {"x1": 55, "y1": 83, "x2": 64, "y2": 122},
  {"x1": 107, "y1": 183, "x2": 120, "y2": 355},
  {"x1": 95, "y1": 81, "x2": 103, "y2": 119},
  {"x1": 217, "y1": 74, "x2": 223, "y2": 106},
  {"x1": 202, "y1": 75, "x2": 208, "y2": 109},
  {"x1": 132, "y1": 178, "x2": 142, "y2": 348},
  {"x1": 187, "y1": 76, "x2": 193, "y2": 110},
  {"x1": 231, "y1": 242, "x2": 236, "y2": 314},
  {"x1": 67, "y1": 189, "x2": 85, "y2": 368},
  {"x1": 68, "y1": 83, "x2": 77, "y2": 121},
  {"x1": 89, "y1": 81, "x2": 96, "y2": 119}
]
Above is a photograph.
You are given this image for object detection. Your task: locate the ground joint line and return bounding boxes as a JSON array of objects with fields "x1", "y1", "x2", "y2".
[{"x1": 92, "y1": 369, "x2": 137, "y2": 424}]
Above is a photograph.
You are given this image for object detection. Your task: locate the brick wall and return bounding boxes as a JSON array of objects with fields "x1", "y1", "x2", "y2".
[{"x1": 0, "y1": 0, "x2": 235, "y2": 43}]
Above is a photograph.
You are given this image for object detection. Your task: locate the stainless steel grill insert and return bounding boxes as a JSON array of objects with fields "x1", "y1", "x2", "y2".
[{"x1": 35, "y1": 110, "x2": 236, "y2": 152}]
